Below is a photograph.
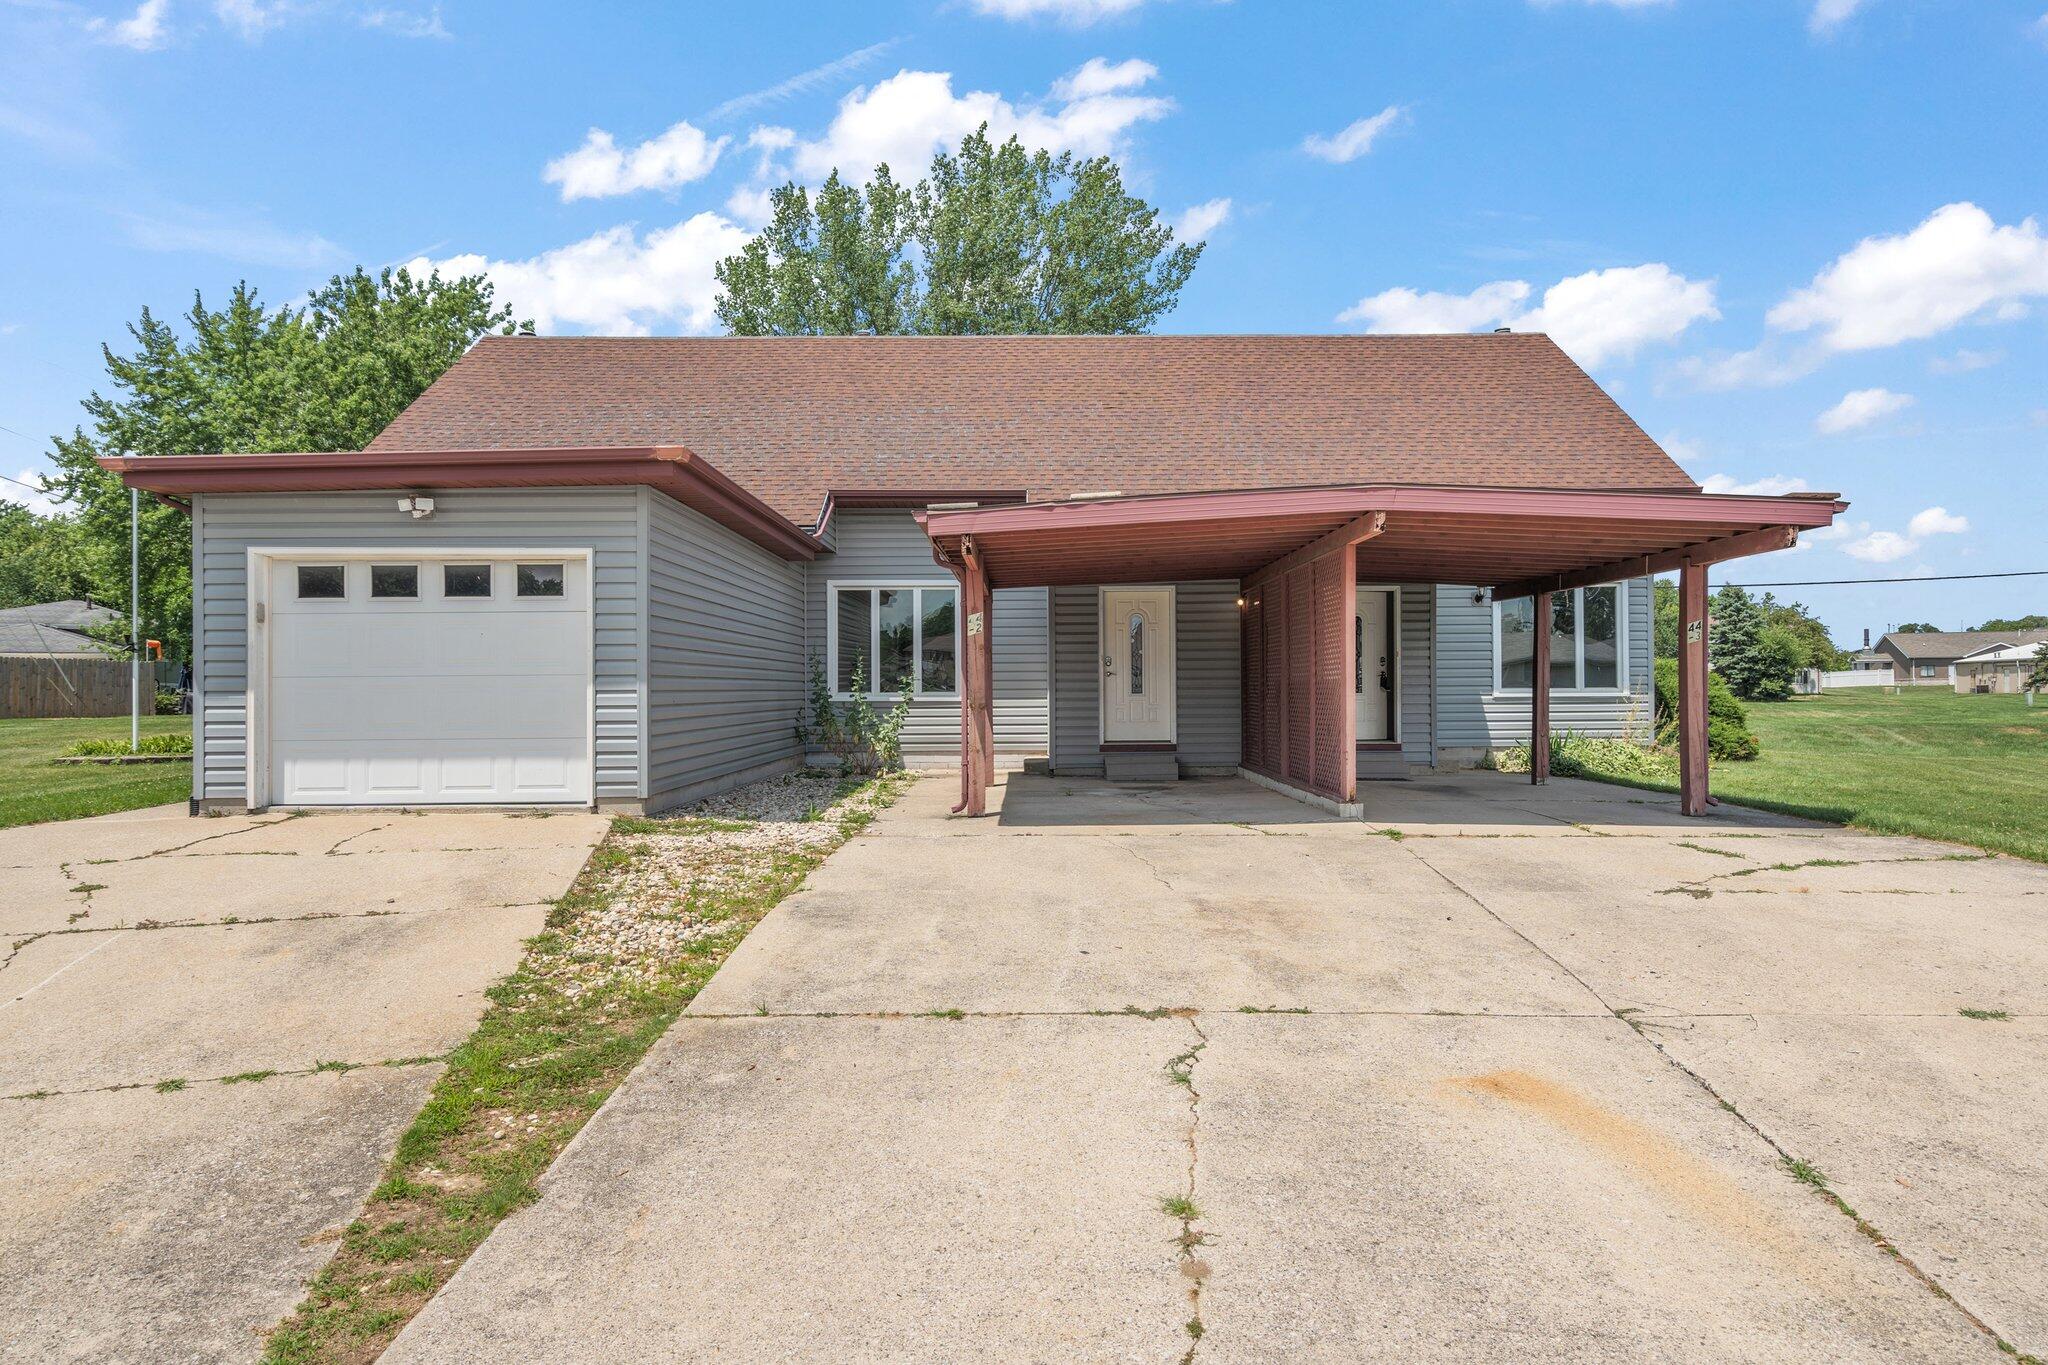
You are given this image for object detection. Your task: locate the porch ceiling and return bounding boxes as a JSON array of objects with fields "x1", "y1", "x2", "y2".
[{"x1": 917, "y1": 484, "x2": 1846, "y2": 591}]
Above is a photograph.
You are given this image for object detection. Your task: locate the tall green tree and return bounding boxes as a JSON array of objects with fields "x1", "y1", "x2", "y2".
[
  {"x1": 1973, "y1": 614, "x2": 2048, "y2": 632},
  {"x1": 1709, "y1": 585, "x2": 1802, "y2": 701},
  {"x1": 1893, "y1": 622, "x2": 1941, "y2": 633},
  {"x1": 715, "y1": 126, "x2": 1201, "y2": 336},
  {"x1": 2029, "y1": 643, "x2": 2048, "y2": 692},
  {"x1": 0, "y1": 505, "x2": 101, "y2": 609},
  {"x1": 32, "y1": 266, "x2": 515, "y2": 658}
]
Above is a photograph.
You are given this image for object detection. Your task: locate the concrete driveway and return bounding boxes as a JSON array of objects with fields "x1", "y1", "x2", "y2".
[
  {"x1": 390, "y1": 772, "x2": 2045, "y2": 1363},
  {"x1": 0, "y1": 803, "x2": 605, "y2": 1364}
]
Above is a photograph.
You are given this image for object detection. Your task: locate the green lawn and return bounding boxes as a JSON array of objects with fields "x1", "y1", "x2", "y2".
[
  {"x1": 0, "y1": 715, "x2": 193, "y2": 831},
  {"x1": 1599, "y1": 688, "x2": 2048, "y2": 862}
]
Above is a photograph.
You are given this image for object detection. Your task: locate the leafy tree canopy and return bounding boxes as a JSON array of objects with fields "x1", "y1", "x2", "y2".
[
  {"x1": 1655, "y1": 578, "x2": 1845, "y2": 676},
  {"x1": 1972, "y1": 614, "x2": 2048, "y2": 632},
  {"x1": 1708, "y1": 585, "x2": 1803, "y2": 701},
  {"x1": 1892, "y1": 622, "x2": 1942, "y2": 633},
  {"x1": 18, "y1": 266, "x2": 517, "y2": 658},
  {"x1": 715, "y1": 126, "x2": 1202, "y2": 336}
]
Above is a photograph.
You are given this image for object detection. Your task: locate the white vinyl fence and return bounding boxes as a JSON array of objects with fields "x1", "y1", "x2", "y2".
[{"x1": 1798, "y1": 668, "x2": 1903, "y2": 694}]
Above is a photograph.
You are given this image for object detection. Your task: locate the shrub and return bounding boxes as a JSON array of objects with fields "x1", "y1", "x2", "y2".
[
  {"x1": 62, "y1": 732, "x2": 193, "y2": 757},
  {"x1": 1653, "y1": 659, "x2": 1761, "y2": 761},
  {"x1": 154, "y1": 686, "x2": 183, "y2": 714},
  {"x1": 1495, "y1": 733, "x2": 1678, "y2": 783},
  {"x1": 799, "y1": 658, "x2": 911, "y2": 775}
]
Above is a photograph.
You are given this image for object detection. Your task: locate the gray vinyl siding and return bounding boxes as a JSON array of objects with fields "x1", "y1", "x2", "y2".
[
  {"x1": 1395, "y1": 587, "x2": 1435, "y2": 766},
  {"x1": 1049, "y1": 581, "x2": 1241, "y2": 774},
  {"x1": 643, "y1": 489, "x2": 806, "y2": 810},
  {"x1": 189, "y1": 488, "x2": 644, "y2": 806},
  {"x1": 803, "y1": 509, "x2": 1049, "y2": 759},
  {"x1": 1433, "y1": 577, "x2": 1656, "y2": 753}
]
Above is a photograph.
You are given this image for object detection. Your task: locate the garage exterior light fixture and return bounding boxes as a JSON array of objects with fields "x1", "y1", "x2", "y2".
[{"x1": 397, "y1": 495, "x2": 436, "y2": 519}]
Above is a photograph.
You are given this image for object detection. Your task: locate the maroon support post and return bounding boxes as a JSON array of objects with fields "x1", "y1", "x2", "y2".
[
  {"x1": 1678, "y1": 562, "x2": 1710, "y2": 816},
  {"x1": 1530, "y1": 591, "x2": 1551, "y2": 784}
]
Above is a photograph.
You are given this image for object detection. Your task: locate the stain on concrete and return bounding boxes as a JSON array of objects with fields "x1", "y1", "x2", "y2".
[{"x1": 1443, "y1": 1069, "x2": 1807, "y2": 1268}]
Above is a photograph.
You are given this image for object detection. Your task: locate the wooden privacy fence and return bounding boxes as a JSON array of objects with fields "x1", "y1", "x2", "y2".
[{"x1": 0, "y1": 656, "x2": 157, "y2": 719}]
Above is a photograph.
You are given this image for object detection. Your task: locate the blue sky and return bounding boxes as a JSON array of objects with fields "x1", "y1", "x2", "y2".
[{"x1": 3, "y1": 0, "x2": 2044, "y2": 640}]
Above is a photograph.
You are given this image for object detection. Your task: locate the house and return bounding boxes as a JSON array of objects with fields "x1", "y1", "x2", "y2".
[
  {"x1": 0, "y1": 599, "x2": 121, "y2": 657},
  {"x1": 100, "y1": 333, "x2": 1844, "y2": 819},
  {"x1": 1872, "y1": 628, "x2": 2048, "y2": 685},
  {"x1": 1953, "y1": 640, "x2": 2044, "y2": 694}
]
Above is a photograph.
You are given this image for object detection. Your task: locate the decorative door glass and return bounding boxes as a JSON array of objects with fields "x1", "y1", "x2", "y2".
[{"x1": 1128, "y1": 615, "x2": 1144, "y2": 694}]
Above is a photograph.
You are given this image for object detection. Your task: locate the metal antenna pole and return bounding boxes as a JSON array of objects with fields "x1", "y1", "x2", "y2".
[{"x1": 131, "y1": 485, "x2": 140, "y2": 753}]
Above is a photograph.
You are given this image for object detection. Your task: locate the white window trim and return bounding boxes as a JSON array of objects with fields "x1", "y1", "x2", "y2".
[
  {"x1": 825, "y1": 579, "x2": 961, "y2": 701},
  {"x1": 1490, "y1": 583, "x2": 1630, "y2": 696}
]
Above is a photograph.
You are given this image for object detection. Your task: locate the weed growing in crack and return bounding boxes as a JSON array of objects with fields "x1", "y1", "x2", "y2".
[
  {"x1": 1160, "y1": 1194, "x2": 1201, "y2": 1221},
  {"x1": 1236, "y1": 1004, "x2": 1310, "y2": 1014},
  {"x1": 221, "y1": 1070, "x2": 277, "y2": 1085},
  {"x1": 1958, "y1": 1008, "x2": 2012, "y2": 1022},
  {"x1": 312, "y1": 1060, "x2": 358, "y2": 1073},
  {"x1": 154, "y1": 1078, "x2": 186, "y2": 1093},
  {"x1": 1675, "y1": 841, "x2": 1747, "y2": 860},
  {"x1": 923, "y1": 1008, "x2": 966, "y2": 1020}
]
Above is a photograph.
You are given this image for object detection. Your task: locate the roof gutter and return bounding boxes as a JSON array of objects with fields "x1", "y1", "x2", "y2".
[{"x1": 96, "y1": 445, "x2": 824, "y2": 561}]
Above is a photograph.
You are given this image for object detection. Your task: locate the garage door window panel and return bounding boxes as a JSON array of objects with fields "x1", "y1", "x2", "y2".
[
  {"x1": 296, "y1": 565, "x2": 345, "y2": 600},
  {"x1": 444, "y1": 563, "x2": 493, "y2": 598},
  {"x1": 370, "y1": 564, "x2": 419, "y2": 599},
  {"x1": 517, "y1": 563, "x2": 565, "y2": 597}
]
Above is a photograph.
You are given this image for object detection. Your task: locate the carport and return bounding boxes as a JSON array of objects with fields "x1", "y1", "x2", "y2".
[{"x1": 919, "y1": 484, "x2": 1845, "y2": 819}]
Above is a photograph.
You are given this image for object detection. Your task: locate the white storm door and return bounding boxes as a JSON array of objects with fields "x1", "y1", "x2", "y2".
[
  {"x1": 1101, "y1": 587, "x2": 1175, "y2": 743},
  {"x1": 1356, "y1": 589, "x2": 1396, "y2": 742},
  {"x1": 266, "y1": 556, "x2": 591, "y2": 806}
]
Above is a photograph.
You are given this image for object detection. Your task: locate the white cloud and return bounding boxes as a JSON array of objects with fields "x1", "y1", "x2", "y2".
[
  {"x1": 88, "y1": 0, "x2": 170, "y2": 50},
  {"x1": 1301, "y1": 106, "x2": 1404, "y2": 164},
  {"x1": 407, "y1": 212, "x2": 751, "y2": 335},
  {"x1": 121, "y1": 206, "x2": 343, "y2": 268},
  {"x1": 775, "y1": 63, "x2": 1172, "y2": 184},
  {"x1": 708, "y1": 40, "x2": 897, "y2": 122},
  {"x1": 1768, "y1": 202, "x2": 2048, "y2": 352},
  {"x1": 969, "y1": 0, "x2": 1151, "y2": 23},
  {"x1": 1172, "y1": 197, "x2": 1231, "y2": 243},
  {"x1": 1928, "y1": 346, "x2": 2003, "y2": 374},
  {"x1": 1339, "y1": 280, "x2": 1531, "y2": 333},
  {"x1": 1340, "y1": 263, "x2": 1717, "y2": 368},
  {"x1": 1836, "y1": 507, "x2": 1966, "y2": 564},
  {"x1": 1843, "y1": 529, "x2": 1916, "y2": 563},
  {"x1": 1815, "y1": 386, "x2": 1913, "y2": 434},
  {"x1": 544, "y1": 122, "x2": 728, "y2": 201},
  {"x1": 1701, "y1": 473, "x2": 1812, "y2": 497},
  {"x1": 3, "y1": 468, "x2": 61, "y2": 517},
  {"x1": 1051, "y1": 56, "x2": 1157, "y2": 100},
  {"x1": 2034, "y1": 12, "x2": 2048, "y2": 47},
  {"x1": 359, "y1": 6, "x2": 448, "y2": 39},
  {"x1": 1808, "y1": 0, "x2": 1870, "y2": 35},
  {"x1": 214, "y1": 0, "x2": 293, "y2": 38},
  {"x1": 1907, "y1": 506, "x2": 1968, "y2": 537},
  {"x1": 1663, "y1": 342, "x2": 1818, "y2": 392}
]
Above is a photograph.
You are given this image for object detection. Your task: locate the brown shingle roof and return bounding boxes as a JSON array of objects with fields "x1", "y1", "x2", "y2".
[
  {"x1": 366, "y1": 333, "x2": 1697, "y2": 526},
  {"x1": 1881, "y1": 628, "x2": 2048, "y2": 660}
]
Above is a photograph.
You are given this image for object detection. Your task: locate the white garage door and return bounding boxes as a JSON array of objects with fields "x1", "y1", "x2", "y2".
[{"x1": 265, "y1": 555, "x2": 591, "y2": 806}]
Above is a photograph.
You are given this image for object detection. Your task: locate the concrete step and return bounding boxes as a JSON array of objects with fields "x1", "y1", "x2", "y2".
[
  {"x1": 1357, "y1": 747, "x2": 1411, "y2": 781},
  {"x1": 1103, "y1": 750, "x2": 1179, "y2": 783}
]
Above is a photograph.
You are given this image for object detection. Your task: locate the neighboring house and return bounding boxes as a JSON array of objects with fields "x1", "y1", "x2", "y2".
[
  {"x1": 1873, "y1": 628, "x2": 2048, "y2": 685},
  {"x1": 1953, "y1": 640, "x2": 2045, "y2": 694},
  {"x1": 102, "y1": 334, "x2": 1842, "y2": 816},
  {"x1": 0, "y1": 599, "x2": 121, "y2": 657}
]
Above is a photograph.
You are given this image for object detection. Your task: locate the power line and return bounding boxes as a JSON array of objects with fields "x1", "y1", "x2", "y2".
[
  {"x1": 1722, "y1": 568, "x2": 2048, "y2": 587},
  {"x1": 0, "y1": 470, "x2": 49, "y2": 493}
]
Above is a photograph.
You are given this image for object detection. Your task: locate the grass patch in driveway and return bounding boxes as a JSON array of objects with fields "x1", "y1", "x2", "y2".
[
  {"x1": 262, "y1": 771, "x2": 906, "y2": 1365},
  {"x1": 0, "y1": 715, "x2": 192, "y2": 829}
]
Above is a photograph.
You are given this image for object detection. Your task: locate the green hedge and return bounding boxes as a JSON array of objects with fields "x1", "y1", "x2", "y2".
[{"x1": 1652, "y1": 658, "x2": 1760, "y2": 761}]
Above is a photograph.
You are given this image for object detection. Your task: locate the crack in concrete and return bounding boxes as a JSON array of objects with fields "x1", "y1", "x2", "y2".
[
  {"x1": 1168, "y1": 1014, "x2": 1210, "y2": 1362},
  {"x1": 0, "y1": 901, "x2": 535, "y2": 945},
  {"x1": 323, "y1": 823, "x2": 391, "y2": 856},
  {"x1": 1657, "y1": 853, "x2": 1996, "y2": 899},
  {"x1": 1, "y1": 1052, "x2": 447, "y2": 1102},
  {"x1": 1398, "y1": 838, "x2": 2040, "y2": 1365},
  {"x1": 1125, "y1": 843, "x2": 1179, "y2": 894}
]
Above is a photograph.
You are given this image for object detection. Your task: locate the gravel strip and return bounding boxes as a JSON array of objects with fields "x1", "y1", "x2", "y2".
[{"x1": 561, "y1": 771, "x2": 904, "y2": 995}]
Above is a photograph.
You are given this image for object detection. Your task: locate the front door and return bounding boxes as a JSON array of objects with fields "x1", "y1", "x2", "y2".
[
  {"x1": 1355, "y1": 589, "x2": 1396, "y2": 743},
  {"x1": 1101, "y1": 587, "x2": 1175, "y2": 743}
]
